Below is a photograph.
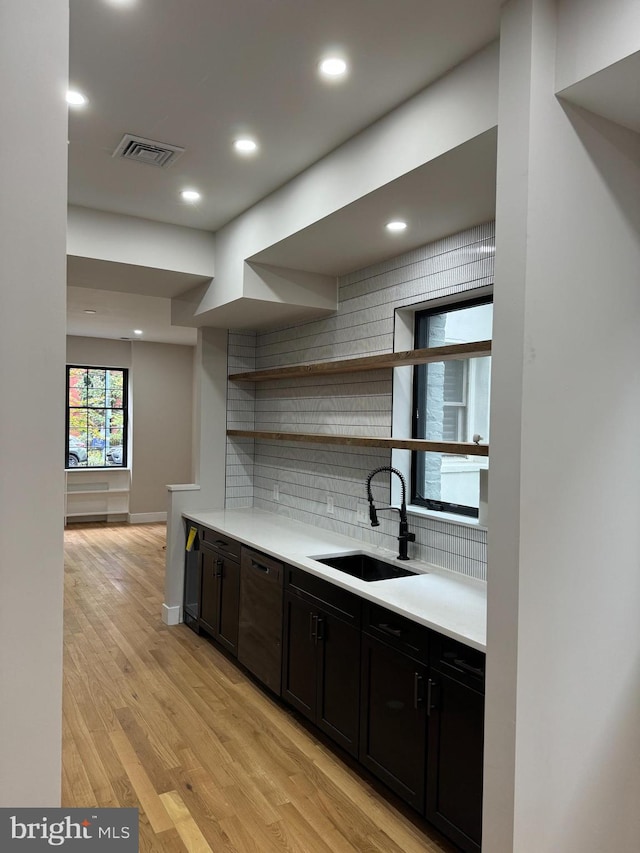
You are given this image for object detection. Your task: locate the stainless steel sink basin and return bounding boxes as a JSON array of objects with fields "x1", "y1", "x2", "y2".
[{"x1": 313, "y1": 552, "x2": 418, "y2": 582}]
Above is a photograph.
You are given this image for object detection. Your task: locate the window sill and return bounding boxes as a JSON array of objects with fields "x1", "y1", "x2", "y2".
[
  {"x1": 65, "y1": 467, "x2": 131, "y2": 473},
  {"x1": 406, "y1": 503, "x2": 487, "y2": 531}
]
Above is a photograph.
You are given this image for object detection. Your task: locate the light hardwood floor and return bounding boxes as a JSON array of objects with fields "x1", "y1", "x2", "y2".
[{"x1": 63, "y1": 522, "x2": 454, "y2": 852}]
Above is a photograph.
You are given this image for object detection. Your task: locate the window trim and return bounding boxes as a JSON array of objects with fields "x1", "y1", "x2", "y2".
[
  {"x1": 65, "y1": 365, "x2": 129, "y2": 469},
  {"x1": 410, "y1": 295, "x2": 492, "y2": 518}
]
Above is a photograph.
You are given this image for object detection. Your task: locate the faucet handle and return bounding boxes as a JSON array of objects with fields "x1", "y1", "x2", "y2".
[{"x1": 399, "y1": 530, "x2": 416, "y2": 542}]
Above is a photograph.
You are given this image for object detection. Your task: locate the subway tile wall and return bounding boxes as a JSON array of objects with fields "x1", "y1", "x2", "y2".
[
  {"x1": 225, "y1": 222, "x2": 494, "y2": 580},
  {"x1": 226, "y1": 331, "x2": 256, "y2": 508}
]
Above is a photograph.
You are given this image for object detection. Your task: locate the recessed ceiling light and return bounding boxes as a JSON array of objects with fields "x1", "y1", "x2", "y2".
[
  {"x1": 83, "y1": 309, "x2": 97, "y2": 314},
  {"x1": 386, "y1": 220, "x2": 408, "y2": 233},
  {"x1": 180, "y1": 189, "x2": 201, "y2": 203},
  {"x1": 233, "y1": 138, "x2": 258, "y2": 155},
  {"x1": 319, "y1": 56, "x2": 348, "y2": 79},
  {"x1": 66, "y1": 90, "x2": 87, "y2": 107},
  {"x1": 133, "y1": 329, "x2": 143, "y2": 336}
]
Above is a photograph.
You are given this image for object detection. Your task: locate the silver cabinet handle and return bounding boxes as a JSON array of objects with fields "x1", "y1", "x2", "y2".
[
  {"x1": 452, "y1": 657, "x2": 485, "y2": 679},
  {"x1": 427, "y1": 677, "x2": 438, "y2": 716},
  {"x1": 378, "y1": 622, "x2": 402, "y2": 638}
]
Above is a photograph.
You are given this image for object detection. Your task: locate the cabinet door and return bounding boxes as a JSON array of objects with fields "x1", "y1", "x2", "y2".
[
  {"x1": 217, "y1": 556, "x2": 240, "y2": 656},
  {"x1": 316, "y1": 612, "x2": 360, "y2": 757},
  {"x1": 282, "y1": 592, "x2": 316, "y2": 721},
  {"x1": 199, "y1": 546, "x2": 220, "y2": 637},
  {"x1": 183, "y1": 538, "x2": 202, "y2": 632},
  {"x1": 426, "y1": 671, "x2": 484, "y2": 852},
  {"x1": 238, "y1": 549, "x2": 284, "y2": 695},
  {"x1": 360, "y1": 633, "x2": 427, "y2": 811}
]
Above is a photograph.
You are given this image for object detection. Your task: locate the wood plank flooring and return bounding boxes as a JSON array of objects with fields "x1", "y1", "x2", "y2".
[{"x1": 63, "y1": 522, "x2": 455, "y2": 852}]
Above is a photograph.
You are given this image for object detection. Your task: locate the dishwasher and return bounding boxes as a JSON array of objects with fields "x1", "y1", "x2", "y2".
[{"x1": 237, "y1": 547, "x2": 284, "y2": 695}]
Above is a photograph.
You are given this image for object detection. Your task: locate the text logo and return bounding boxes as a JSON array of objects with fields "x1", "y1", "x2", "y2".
[{"x1": 1, "y1": 809, "x2": 138, "y2": 850}]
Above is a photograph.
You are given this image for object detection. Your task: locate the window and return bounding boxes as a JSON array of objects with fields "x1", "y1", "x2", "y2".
[
  {"x1": 66, "y1": 366, "x2": 128, "y2": 468},
  {"x1": 412, "y1": 297, "x2": 492, "y2": 517}
]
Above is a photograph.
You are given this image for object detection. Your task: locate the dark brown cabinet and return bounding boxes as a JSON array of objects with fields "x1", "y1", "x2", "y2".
[
  {"x1": 426, "y1": 636, "x2": 485, "y2": 853},
  {"x1": 182, "y1": 523, "x2": 486, "y2": 852},
  {"x1": 359, "y1": 623, "x2": 429, "y2": 811},
  {"x1": 359, "y1": 604, "x2": 485, "y2": 845},
  {"x1": 282, "y1": 593, "x2": 316, "y2": 716},
  {"x1": 199, "y1": 534, "x2": 241, "y2": 656},
  {"x1": 237, "y1": 548, "x2": 284, "y2": 695},
  {"x1": 283, "y1": 567, "x2": 361, "y2": 756}
]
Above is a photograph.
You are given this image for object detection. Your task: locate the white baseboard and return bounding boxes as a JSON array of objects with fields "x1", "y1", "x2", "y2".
[
  {"x1": 162, "y1": 604, "x2": 182, "y2": 626},
  {"x1": 128, "y1": 512, "x2": 167, "y2": 524}
]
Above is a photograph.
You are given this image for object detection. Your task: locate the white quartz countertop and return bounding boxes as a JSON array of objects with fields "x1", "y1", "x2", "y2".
[{"x1": 183, "y1": 507, "x2": 486, "y2": 651}]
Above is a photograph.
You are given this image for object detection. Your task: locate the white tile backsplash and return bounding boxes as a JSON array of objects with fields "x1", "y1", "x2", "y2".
[{"x1": 225, "y1": 223, "x2": 494, "y2": 580}]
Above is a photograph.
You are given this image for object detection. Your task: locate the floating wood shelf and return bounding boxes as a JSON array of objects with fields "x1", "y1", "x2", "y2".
[
  {"x1": 229, "y1": 340, "x2": 492, "y2": 382},
  {"x1": 227, "y1": 429, "x2": 489, "y2": 457}
]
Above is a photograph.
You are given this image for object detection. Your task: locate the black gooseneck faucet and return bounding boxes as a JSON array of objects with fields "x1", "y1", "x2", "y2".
[{"x1": 365, "y1": 466, "x2": 416, "y2": 560}]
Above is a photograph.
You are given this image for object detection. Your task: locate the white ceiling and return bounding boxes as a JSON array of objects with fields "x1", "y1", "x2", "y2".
[
  {"x1": 67, "y1": 0, "x2": 503, "y2": 343},
  {"x1": 250, "y1": 129, "x2": 498, "y2": 276},
  {"x1": 67, "y1": 255, "x2": 210, "y2": 298},
  {"x1": 67, "y1": 2, "x2": 640, "y2": 343},
  {"x1": 68, "y1": 0, "x2": 502, "y2": 231},
  {"x1": 67, "y1": 286, "x2": 197, "y2": 345},
  {"x1": 559, "y1": 52, "x2": 640, "y2": 134}
]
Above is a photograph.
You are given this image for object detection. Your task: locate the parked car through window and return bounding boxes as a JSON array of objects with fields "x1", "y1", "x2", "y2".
[{"x1": 65, "y1": 366, "x2": 128, "y2": 468}]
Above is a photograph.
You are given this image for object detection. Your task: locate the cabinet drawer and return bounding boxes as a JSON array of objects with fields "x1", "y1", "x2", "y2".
[
  {"x1": 200, "y1": 526, "x2": 241, "y2": 558},
  {"x1": 363, "y1": 603, "x2": 429, "y2": 662},
  {"x1": 430, "y1": 633, "x2": 485, "y2": 692},
  {"x1": 285, "y1": 565, "x2": 361, "y2": 626}
]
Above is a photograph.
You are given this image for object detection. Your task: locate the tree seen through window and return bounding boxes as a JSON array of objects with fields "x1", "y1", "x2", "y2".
[{"x1": 66, "y1": 366, "x2": 128, "y2": 467}]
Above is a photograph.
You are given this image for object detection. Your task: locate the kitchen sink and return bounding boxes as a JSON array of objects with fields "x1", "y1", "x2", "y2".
[{"x1": 313, "y1": 552, "x2": 418, "y2": 582}]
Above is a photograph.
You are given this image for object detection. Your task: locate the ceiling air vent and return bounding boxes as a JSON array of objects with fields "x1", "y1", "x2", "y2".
[{"x1": 112, "y1": 134, "x2": 185, "y2": 168}]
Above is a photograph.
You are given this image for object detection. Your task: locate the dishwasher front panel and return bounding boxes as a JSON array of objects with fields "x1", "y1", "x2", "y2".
[{"x1": 237, "y1": 548, "x2": 284, "y2": 695}]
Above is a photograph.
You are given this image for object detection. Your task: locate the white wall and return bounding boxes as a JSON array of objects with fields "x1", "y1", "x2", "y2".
[
  {"x1": 130, "y1": 342, "x2": 194, "y2": 515},
  {"x1": 68, "y1": 206, "x2": 215, "y2": 278},
  {"x1": 164, "y1": 328, "x2": 229, "y2": 624},
  {"x1": 486, "y1": 1, "x2": 640, "y2": 850},
  {"x1": 66, "y1": 336, "x2": 194, "y2": 518},
  {"x1": 67, "y1": 335, "x2": 132, "y2": 368},
  {"x1": 556, "y1": 0, "x2": 640, "y2": 90},
  {"x1": 0, "y1": 0, "x2": 68, "y2": 806}
]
